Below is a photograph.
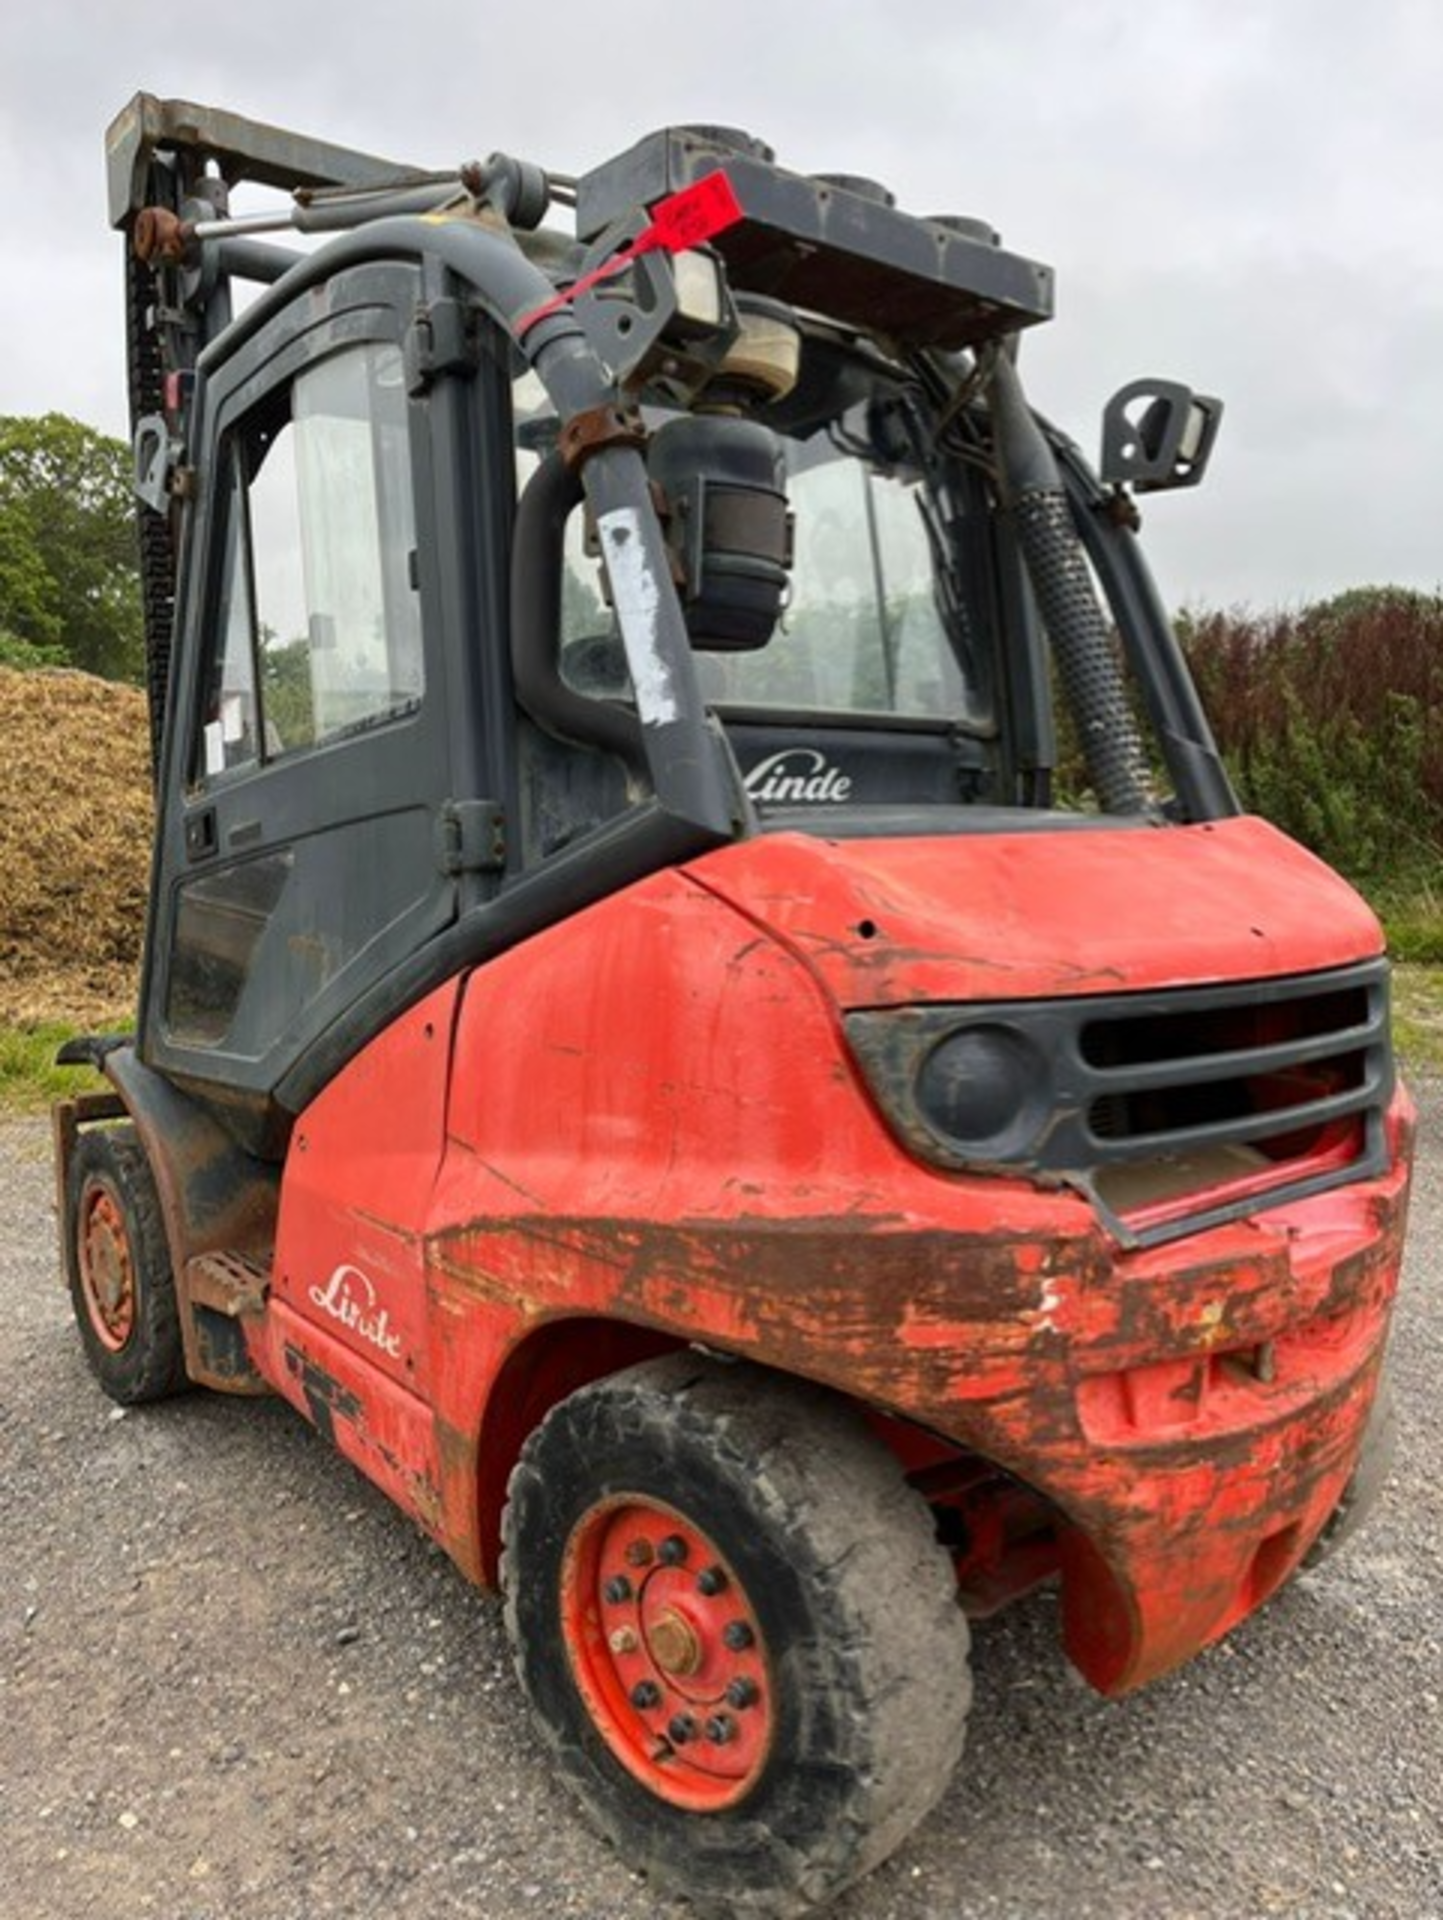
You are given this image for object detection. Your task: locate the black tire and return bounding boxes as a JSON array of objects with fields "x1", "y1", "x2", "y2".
[
  {"x1": 1302, "y1": 1373, "x2": 1397, "y2": 1572},
  {"x1": 64, "y1": 1125, "x2": 186, "y2": 1404},
  {"x1": 501, "y1": 1354, "x2": 971, "y2": 1917}
]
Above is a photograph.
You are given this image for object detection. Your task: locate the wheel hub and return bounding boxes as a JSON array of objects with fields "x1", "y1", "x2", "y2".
[
  {"x1": 79, "y1": 1183, "x2": 137, "y2": 1351},
  {"x1": 648, "y1": 1607, "x2": 701, "y2": 1677},
  {"x1": 560, "y1": 1497, "x2": 774, "y2": 1810}
]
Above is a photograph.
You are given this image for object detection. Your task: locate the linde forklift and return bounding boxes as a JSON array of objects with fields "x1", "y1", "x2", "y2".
[{"x1": 55, "y1": 94, "x2": 1408, "y2": 1914}]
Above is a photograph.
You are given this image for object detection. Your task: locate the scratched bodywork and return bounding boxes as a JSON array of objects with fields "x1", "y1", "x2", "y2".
[{"x1": 210, "y1": 831, "x2": 1412, "y2": 1698}]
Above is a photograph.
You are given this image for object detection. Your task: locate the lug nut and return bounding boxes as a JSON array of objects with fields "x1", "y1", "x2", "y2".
[
  {"x1": 603, "y1": 1574, "x2": 633, "y2": 1605},
  {"x1": 722, "y1": 1619, "x2": 755, "y2": 1651},
  {"x1": 630, "y1": 1680, "x2": 662, "y2": 1709},
  {"x1": 696, "y1": 1564, "x2": 729, "y2": 1597},
  {"x1": 705, "y1": 1713, "x2": 737, "y2": 1745},
  {"x1": 657, "y1": 1534, "x2": 689, "y2": 1566},
  {"x1": 667, "y1": 1713, "x2": 697, "y2": 1745},
  {"x1": 608, "y1": 1627, "x2": 639, "y2": 1655},
  {"x1": 725, "y1": 1676, "x2": 759, "y2": 1710},
  {"x1": 623, "y1": 1538, "x2": 654, "y2": 1568}
]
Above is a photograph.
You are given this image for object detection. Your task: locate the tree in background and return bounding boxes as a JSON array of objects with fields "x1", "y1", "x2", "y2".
[
  {"x1": 0, "y1": 498, "x2": 67, "y2": 668},
  {"x1": 0, "y1": 414, "x2": 143, "y2": 682}
]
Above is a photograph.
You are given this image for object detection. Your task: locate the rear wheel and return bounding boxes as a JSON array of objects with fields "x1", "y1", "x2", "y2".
[
  {"x1": 501, "y1": 1354, "x2": 971, "y2": 1917},
  {"x1": 1302, "y1": 1373, "x2": 1397, "y2": 1571},
  {"x1": 64, "y1": 1125, "x2": 185, "y2": 1403}
]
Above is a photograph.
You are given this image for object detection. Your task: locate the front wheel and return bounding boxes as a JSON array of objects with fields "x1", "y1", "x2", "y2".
[
  {"x1": 501, "y1": 1354, "x2": 971, "y2": 1917},
  {"x1": 64, "y1": 1124, "x2": 185, "y2": 1404}
]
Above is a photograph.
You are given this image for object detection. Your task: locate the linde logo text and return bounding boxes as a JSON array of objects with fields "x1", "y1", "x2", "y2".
[
  {"x1": 744, "y1": 749, "x2": 853, "y2": 804},
  {"x1": 308, "y1": 1264, "x2": 404, "y2": 1360}
]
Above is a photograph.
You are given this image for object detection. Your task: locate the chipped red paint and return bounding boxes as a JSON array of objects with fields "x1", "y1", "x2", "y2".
[
  {"x1": 235, "y1": 838, "x2": 1411, "y2": 1701},
  {"x1": 252, "y1": 985, "x2": 460, "y2": 1536}
]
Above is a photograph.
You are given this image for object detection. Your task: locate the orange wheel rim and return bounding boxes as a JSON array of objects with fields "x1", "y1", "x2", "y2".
[
  {"x1": 78, "y1": 1182, "x2": 137, "y2": 1351},
  {"x1": 560, "y1": 1496, "x2": 774, "y2": 1810}
]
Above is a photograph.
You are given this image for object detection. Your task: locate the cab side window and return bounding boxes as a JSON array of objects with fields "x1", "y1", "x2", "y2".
[{"x1": 197, "y1": 341, "x2": 423, "y2": 783}]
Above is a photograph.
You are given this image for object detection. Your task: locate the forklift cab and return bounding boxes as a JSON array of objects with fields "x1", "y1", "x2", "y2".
[{"x1": 112, "y1": 108, "x2": 1235, "y2": 1158}]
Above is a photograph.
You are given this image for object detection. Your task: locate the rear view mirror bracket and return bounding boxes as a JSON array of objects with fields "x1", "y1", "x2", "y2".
[{"x1": 1100, "y1": 379, "x2": 1223, "y2": 492}]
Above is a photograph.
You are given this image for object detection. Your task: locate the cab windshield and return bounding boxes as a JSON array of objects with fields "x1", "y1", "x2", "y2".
[
  {"x1": 511, "y1": 341, "x2": 1181, "y2": 834},
  {"x1": 711, "y1": 413, "x2": 988, "y2": 727},
  {"x1": 513, "y1": 372, "x2": 994, "y2": 735}
]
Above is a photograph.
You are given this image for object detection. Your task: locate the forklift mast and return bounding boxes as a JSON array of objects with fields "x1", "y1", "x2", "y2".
[{"x1": 109, "y1": 97, "x2": 420, "y2": 773}]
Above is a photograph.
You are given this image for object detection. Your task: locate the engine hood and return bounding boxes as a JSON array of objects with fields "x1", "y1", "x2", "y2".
[{"x1": 683, "y1": 815, "x2": 1385, "y2": 1008}]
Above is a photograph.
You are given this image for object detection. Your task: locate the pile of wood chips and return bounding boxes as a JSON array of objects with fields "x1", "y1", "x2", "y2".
[{"x1": 0, "y1": 667, "x2": 153, "y2": 1028}]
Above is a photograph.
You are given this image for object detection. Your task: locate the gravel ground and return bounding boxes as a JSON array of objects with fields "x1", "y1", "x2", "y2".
[{"x1": 1, "y1": 1099, "x2": 1439, "y2": 1920}]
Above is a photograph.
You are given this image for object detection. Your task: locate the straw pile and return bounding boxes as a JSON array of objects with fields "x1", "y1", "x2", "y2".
[{"x1": 0, "y1": 666, "x2": 152, "y2": 1027}]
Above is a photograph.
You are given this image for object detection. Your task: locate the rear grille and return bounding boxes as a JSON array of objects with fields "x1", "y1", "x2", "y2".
[
  {"x1": 845, "y1": 959, "x2": 1394, "y2": 1248},
  {"x1": 1073, "y1": 964, "x2": 1389, "y2": 1242},
  {"x1": 1080, "y1": 980, "x2": 1373, "y2": 1157}
]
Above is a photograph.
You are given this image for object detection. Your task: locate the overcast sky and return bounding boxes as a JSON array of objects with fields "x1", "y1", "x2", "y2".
[{"x1": 2, "y1": 1, "x2": 1439, "y2": 609}]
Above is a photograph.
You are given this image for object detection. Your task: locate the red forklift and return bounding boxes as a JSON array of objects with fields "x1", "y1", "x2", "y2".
[{"x1": 55, "y1": 94, "x2": 1410, "y2": 1915}]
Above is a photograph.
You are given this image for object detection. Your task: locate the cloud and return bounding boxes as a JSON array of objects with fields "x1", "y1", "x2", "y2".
[{"x1": 2, "y1": 0, "x2": 1440, "y2": 605}]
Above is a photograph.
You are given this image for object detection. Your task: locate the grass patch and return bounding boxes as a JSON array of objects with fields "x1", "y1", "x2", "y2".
[
  {"x1": 1377, "y1": 885, "x2": 1443, "y2": 1071},
  {"x1": 0, "y1": 1022, "x2": 112, "y2": 1112},
  {"x1": 1390, "y1": 965, "x2": 1443, "y2": 1076},
  {"x1": 1380, "y1": 889, "x2": 1443, "y2": 965},
  {"x1": 1366, "y1": 875, "x2": 1443, "y2": 960}
]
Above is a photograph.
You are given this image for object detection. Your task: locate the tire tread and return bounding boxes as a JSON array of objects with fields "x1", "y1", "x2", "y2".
[
  {"x1": 65, "y1": 1124, "x2": 186, "y2": 1404},
  {"x1": 502, "y1": 1353, "x2": 970, "y2": 1916}
]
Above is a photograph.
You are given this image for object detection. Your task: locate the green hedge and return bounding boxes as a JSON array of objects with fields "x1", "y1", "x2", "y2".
[{"x1": 1179, "y1": 588, "x2": 1443, "y2": 902}]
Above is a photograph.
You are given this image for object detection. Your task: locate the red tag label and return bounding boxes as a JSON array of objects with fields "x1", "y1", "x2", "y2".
[
  {"x1": 516, "y1": 171, "x2": 743, "y2": 336},
  {"x1": 644, "y1": 172, "x2": 744, "y2": 254}
]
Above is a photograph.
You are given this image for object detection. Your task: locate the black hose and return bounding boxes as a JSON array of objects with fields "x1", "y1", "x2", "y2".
[
  {"x1": 511, "y1": 451, "x2": 644, "y2": 763},
  {"x1": 988, "y1": 353, "x2": 1154, "y2": 815},
  {"x1": 194, "y1": 212, "x2": 610, "y2": 424}
]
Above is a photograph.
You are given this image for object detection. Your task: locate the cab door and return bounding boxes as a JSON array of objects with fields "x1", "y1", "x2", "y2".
[{"x1": 142, "y1": 263, "x2": 470, "y2": 1145}]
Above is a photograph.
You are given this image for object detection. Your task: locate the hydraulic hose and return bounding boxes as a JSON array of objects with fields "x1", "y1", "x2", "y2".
[
  {"x1": 988, "y1": 352, "x2": 1154, "y2": 815},
  {"x1": 511, "y1": 450, "x2": 643, "y2": 763}
]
